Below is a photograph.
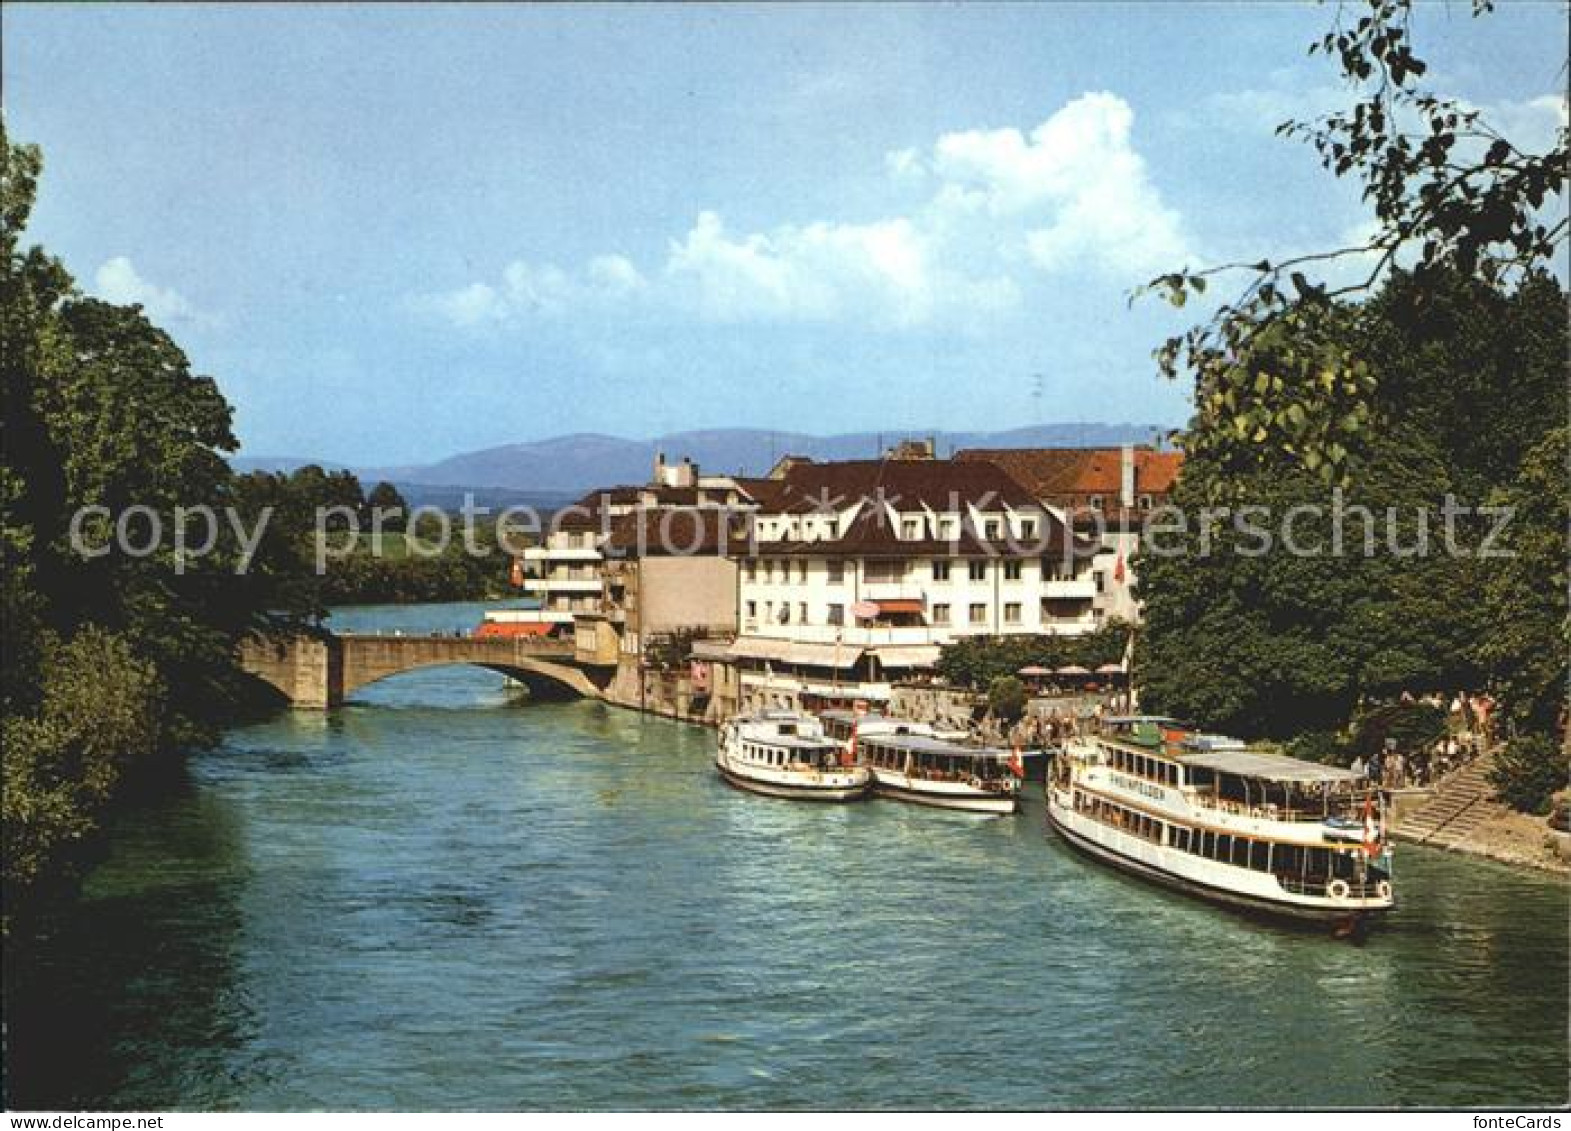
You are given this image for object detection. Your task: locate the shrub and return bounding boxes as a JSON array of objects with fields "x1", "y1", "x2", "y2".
[{"x1": 1489, "y1": 733, "x2": 1568, "y2": 815}]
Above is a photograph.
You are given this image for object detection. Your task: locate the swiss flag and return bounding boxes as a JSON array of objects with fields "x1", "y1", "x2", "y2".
[
  {"x1": 1362, "y1": 793, "x2": 1380, "y2": 857},
  {"x1": 1009, "y1": 744, "x2": 1025, "y2": 779}
]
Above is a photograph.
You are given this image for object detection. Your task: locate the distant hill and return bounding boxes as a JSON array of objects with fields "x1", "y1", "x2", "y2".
[{"x1": 348, "y1": 422, "x2": 1166, "y2": 493}]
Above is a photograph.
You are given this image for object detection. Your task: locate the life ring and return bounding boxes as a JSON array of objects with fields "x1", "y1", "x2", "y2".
[
  {"x1": 1376, "y1": 880, "x2": 1393, "y2": 901},
  {"x1": 1327, "y1": 878, "x2": 1351, "y2": 901}
]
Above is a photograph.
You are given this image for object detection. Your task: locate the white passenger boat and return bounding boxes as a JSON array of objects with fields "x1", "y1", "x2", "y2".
[
  {"x1": 1047, "y1": 717, "x2": 1395, "y2": 927},
  {"x1": 819, "y1": 711, "x2": 1021, "y2": 814},
  {"x1": 716, "y1": 711, "x2": 872, "y2": 802}
]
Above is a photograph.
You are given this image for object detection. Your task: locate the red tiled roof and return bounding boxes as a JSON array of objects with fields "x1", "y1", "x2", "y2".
[
  {"x1": 757, "y1": 457, "x2": 1040, "y2": 515},
  {"x1": 954, "y1": 447, "x2": 1184, "y2": 499}
]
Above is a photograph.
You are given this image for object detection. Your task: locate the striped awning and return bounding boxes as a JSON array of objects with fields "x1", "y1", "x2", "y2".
[
  {"x1": 785, "y1": 642, "x2": 864, "y2": 669},
  {"x1": 728, "y1": 636, "x2": 793, "y2": 662},
  {"x1": 873, "y1": 645, "x2": 941, "y2": 668}
]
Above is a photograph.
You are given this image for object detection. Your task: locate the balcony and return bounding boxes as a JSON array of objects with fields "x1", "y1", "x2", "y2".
[
  {"x1": 522, "y1": 545, "x2": 601, "y2": 562},
  {"x1": 861, "y1": 583, "x2": 925, "y2": 602},
  {"x1": 737, "y1": 623, "x2": 946, "y2": 646},
  {"x1": 1043, "y1": 578, "x2": 1097, "y2": 600},
  {"x1": 521, "y1": 575, "x2": 603, "y2": 593}
]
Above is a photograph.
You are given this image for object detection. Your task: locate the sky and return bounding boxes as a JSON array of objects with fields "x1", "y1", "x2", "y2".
[{"x1": 4, "y1": 2, "x2": 1567, "y2": 465}]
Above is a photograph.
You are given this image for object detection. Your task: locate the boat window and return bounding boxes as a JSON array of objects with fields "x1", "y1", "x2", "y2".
[{"x1": 1250, "y1": 840, "x2": 1270, "y2": 872}]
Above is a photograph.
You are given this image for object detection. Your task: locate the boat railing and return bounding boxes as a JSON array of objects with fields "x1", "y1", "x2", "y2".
[
  {"x1": 1189, "y1": 794, "x2": 1358, "y2": 824},
  {"x1": 1275, "y1": 874, "x2": 1386, "y2": 900}
]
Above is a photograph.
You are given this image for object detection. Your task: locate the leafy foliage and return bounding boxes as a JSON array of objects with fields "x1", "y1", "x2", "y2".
[
  {"x1": 1489, "y1": 734, "x2": 1568, "y2": 816},
  {"x1": 1476, "y1": 426, "x2": 1570, "y2": 735},
  {"x1": 934, "y1": 620, "x2": 1134, "y2": 691},
  {"x1": 1, "y1": 628, "x2": 162, "y2": 927},
  {"x1": 1142, "y1": 0, "x2": 1567, "y2": 483},
  {"x1": 1138, "y1": 269, "x2": 1565, "y2": 743},
  {"x1": 986, "y1": 676, "x2": 1027, "y2": 724}
]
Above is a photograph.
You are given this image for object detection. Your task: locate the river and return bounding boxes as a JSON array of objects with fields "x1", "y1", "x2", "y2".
[{"x1": 5, "y1": 602, "x2": 1567, "y2": 1110}]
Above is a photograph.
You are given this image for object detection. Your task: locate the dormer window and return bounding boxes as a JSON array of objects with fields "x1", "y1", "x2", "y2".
[
  {"x1": 984, "y1": 520, "x2": 1000, "y2": 539},
  {"x1": 1089, "y1": 496, "x2": 1103, "y2": 511},
  {"x1": 903, "y1": 518, "x2": 922, "y2": 539}
]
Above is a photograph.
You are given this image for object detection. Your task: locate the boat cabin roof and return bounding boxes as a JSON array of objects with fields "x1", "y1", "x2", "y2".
[
  {"x1": 762, "y1": 734, "x2": 840, "y2": 750},
  {"x1": 859, "y1": 734, "x2": 1013, "y2": 760},
  {"x1": 1177, "y1": 746, "x2": 1364, "y2": 784}
]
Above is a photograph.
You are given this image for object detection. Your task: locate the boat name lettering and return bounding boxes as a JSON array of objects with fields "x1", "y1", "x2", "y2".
[{"x1": 1110, "y1": 773, "x2": 1166, "y2": 801}]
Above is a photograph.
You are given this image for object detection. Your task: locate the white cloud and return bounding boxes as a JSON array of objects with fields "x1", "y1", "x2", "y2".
[
  {"x1": 662, "y1": 211, "x2": 1005, "y2": 328},
  {"x1": 930, "y1": 93, "x2": 1193, "y2": 273},
  {"x1": 428, "y1": 282, "x2": 509, "y2": 327},
  {"x1": 93, "y1": 256, "x2": 201, "y2": 323},
  {"x1": 419, "y1": 91, "x2": 1187, "y2": 331}
]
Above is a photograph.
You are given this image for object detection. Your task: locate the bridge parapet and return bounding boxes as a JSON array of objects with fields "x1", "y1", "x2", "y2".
[{"x1": 238, "y1": 631, "x2": 599, "y2": 708}]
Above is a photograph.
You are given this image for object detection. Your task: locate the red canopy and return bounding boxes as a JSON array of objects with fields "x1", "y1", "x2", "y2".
[{"x1": 874, "y1": 598, "x2": 924, "y2": 615}]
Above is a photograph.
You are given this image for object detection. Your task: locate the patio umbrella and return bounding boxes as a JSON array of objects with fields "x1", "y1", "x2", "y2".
[
  {"x1": 1017, "y1": 665, "x2": 1052, "y2": 677},
  {"x1": 1096, "y1": 663, "x2": 1125, "y2": 675},
  {"x1": 1056, "y1": 664, "x2": 1091, "y2": 676}
]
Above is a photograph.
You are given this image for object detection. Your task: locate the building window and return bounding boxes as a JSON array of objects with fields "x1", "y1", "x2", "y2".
[
  {"x1": 780, "y1": 602, "x2": 791, "y2": 624},
  {"x1": 798, "y1": 602, "x2": 807, "y2": 624},
  {"x1": 969, "y1": 603, "x2": 987, "y2": 624},
  {"x1": 1004, "y1": 560, "x2": 1022, "y2": 581},
  {"x1": 968, "y1": 561, "x2": 987, "y2": 582},
  {"x1": 1021, "y1": 519, "x2": 1036, "y2": 540},
  {"x1": 826, "y1": 560, "x2": 844, "y2": 583},
  {"x1": 746, "y1": 600, "x2": 757, "y2": 620},
  {"x1": 828, "y1": 603, "x2": 844, "y2": 626},
  {"x1": 1140, "y1": 494, "x2": 1153, "y2": 510},
  {"x1": 984, "y1": 520, "x2": 1000, "y2": 539},
  {"x1": 932, "y1": 603, "x2": 951, "y2": 625},
  {"x1": 1004, "y1": 603, "x2": 1022, "y2": 624},
  {"x1": 1095, "y1": 571, "x2": 1105, "y2": 593},
  {"x1": 932, "y1": 560, "x2": 950, "y2": 581},
  {"x1": 745, "y1": 560, "x2": 757, "y2": 580},
  {"x1": 797, "y1": 560, "x2": 807, "y2": 583},
  {"x1": 904, "y1": 518, "x2": 921, "y2": 539},
  {"x1": 764, "y1": 560, "x2": 775, "y2": 582},
  {"x1": 1089, "y1": 495, "x2": 1103, "y2": 511}
]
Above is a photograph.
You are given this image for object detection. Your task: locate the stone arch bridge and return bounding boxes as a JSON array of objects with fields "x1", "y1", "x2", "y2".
[{"x1": 238, "y1": 631, "x2": 608, "y2": 708}]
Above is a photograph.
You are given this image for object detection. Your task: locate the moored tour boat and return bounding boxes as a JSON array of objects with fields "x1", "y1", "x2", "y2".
[
  {"x1": 820, "y1": 711, "x2": 1022, "y2": 814},
  {"x1": 716, "y1": 711, "x2": 872, "y2": 802},
  {"x1": 1047, "y1": 717, "x2": 1395, "y2": 927}
]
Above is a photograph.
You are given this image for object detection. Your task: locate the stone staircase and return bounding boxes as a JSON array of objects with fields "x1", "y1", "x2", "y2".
[{"x1": 1391, "y1": 755, "x2": 1508, "y2": 849}]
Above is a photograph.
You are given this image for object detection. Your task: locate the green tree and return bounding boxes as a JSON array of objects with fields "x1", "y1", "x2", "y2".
[
  {"x1": 1476, "y1": 426, "x2": 1570, "y2": 736},
  {"x1": 2, "y1": 121, "x2": 319, "y2": 924},
  {"x1": 365, "y1": 480, "x2": 408, "y2": 530},
  {"x1": 987, "y1": 676, "x2": 1027, "y2": 724}
]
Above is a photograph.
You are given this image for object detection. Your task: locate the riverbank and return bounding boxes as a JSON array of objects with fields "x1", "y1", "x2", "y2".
[{"x1": 1425, "y1": 809, "x2": 1571, "y2": 875}]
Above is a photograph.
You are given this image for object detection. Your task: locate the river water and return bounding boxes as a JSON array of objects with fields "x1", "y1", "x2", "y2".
[{"x1": 6, "y1": 603, "x2": 1567, "y2": 1110}]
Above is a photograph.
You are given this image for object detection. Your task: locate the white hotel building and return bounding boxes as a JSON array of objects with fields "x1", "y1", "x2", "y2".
[{"x1": 712, "y1": 457, "x2": 1102, "y2": 713}]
